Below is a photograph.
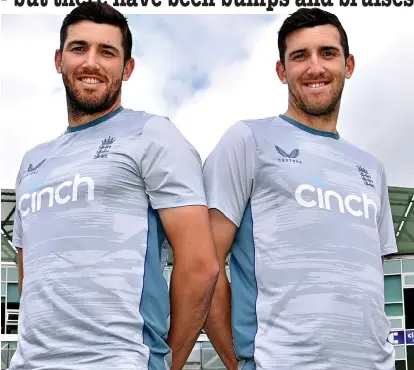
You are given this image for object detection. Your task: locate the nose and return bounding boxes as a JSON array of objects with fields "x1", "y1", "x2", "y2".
[
  {"x1": 82, "y1": 49, "x2": 101, "y2": 70},
  {"x1": 306, "y1": 54, "x2": 325, "y2": 76}
]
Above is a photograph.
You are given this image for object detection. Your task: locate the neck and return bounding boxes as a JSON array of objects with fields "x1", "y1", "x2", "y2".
[
  {"x1": 285, "y1": 100, "x2": 339, "y2": 134},
  {"x1": 67, "y1": 97, "x2": 122, "y2": 128}
]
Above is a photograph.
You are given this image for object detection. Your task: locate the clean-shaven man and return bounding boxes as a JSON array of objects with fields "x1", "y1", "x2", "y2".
[
  {"x1": 10, "y1": 3, "x2": 218, "y2": 369},
  {"x1": 203, "y1": 8, "x2": 396, "y2": 370}
]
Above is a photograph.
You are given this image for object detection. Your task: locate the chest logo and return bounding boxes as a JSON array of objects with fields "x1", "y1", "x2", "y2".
[
  {"x1": 27, "y1": 159, "x2": 47, "y2": 173},
  {"x1": 94, "y1": 136, "x2": 116, "y2": 159},
  {"x1": 357, "y1": 165, "x2": 375, "y2": 189},
  {"x1": 295, "y1": 183, "x2": 377, "y2": 220},
  {"x1": 20, "y1": 159, "x2": 47, "y2": 184},
  {"x1": 275, "y1": 145, "x2": 302, "y2": 164},
  {"x1": 18, "y1": 174, "x2": 95, "y2": 217}
]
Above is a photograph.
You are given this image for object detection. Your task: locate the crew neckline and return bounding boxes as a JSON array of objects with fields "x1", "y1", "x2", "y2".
[
  {"x1": 279, "y1": 114, "x2": 340, "y2": 140},
  {"x1": 65, "y1": 106, "x2": 124, "y2": 134}
]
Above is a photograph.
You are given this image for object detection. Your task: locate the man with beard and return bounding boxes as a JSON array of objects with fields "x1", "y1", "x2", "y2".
[
  {"x1": 9, "y1": 2, "x2": 219, "y2": 370},
  {"x1": 202, "y1": 8, "x2": 397, "y2": 370}
]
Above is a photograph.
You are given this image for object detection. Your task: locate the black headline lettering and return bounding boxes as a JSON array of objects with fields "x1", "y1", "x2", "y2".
[
  {"x1": 362, "y1": 0, "x2": 413, "y2": 5},
  {"x1": 55, "y1": 0, "x2": 95, "y2": 6},
  {"x1": 14, "y1": 0, "x2": 47, "y2": 6},
  {"x1": 11, "y1": 0, "x2": 414, "y2": 16},
  {"x1": 169, "y1": 0, "x2": 214, "y2": 7},
  {"x1": 296, "y1": 0, "x2": 333, "y2": 6},
  {"x1": 339, "y1": 0, "x2": 357, "y2": 5},
  {"x1": 14, "y1": 0, "x2": 107, "y2": 6},
  {"x1": 113, "y1": 0, "x2": 161, "y2": 7},
  {"x1": 222, "y1": 0, "x2": 288, "y2": 12}
]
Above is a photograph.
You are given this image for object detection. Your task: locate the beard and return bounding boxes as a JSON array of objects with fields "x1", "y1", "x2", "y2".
[
  {"x1": 288, "y1": 77, "x2": 345, "y2": 117},
  {"x1": 62, "y1": 71, "x2": 122, "y2": 117}
]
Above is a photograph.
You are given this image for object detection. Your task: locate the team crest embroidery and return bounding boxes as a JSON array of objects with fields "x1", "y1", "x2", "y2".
[
  {"x1": 357, "y1": 165, "x2": 375, "y2": 188},
  {"x1": 94, "y1": 136, "x2": 116, "y2": 159}
]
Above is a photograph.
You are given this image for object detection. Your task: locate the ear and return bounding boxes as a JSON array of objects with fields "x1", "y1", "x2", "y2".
[
  {"x1": 55, "y1": 49, "x2": 63, "y2": 74},
  {"x1": 122, "y1": 58, "x2": 135, "y2": 81},
  {"x1": 276, "y1": 60, "x2": 287, "y2": 84},
  {"x1": 345, "y1": 54, "x2": 355, "y2": 79}
]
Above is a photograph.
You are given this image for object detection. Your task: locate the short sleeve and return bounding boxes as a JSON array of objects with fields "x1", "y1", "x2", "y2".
[
  {"x1": 12, "y1": 158, "x2": 26, "y2": 249},
  {"x1": 140, "y1": 116, "x2": 206, "y2": 210},
  {"x1": 202, "y1": 121, "x2": 256, "y2": 228},
  {"x1": 378, "y1": 165, "x2": 397, "y2": 256}
]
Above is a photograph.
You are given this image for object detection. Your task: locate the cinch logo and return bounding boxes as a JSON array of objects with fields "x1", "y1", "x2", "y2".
[
  {"x1": 295, "y1": 184, "x2": 377, "y2": 220},
  {"x1": 18, "y1": 174, "x2": 94, "y2": 217}
]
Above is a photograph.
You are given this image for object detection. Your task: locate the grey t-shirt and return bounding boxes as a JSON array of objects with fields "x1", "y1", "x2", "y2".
[
  {"x1": 10, "y1": 107, "x2": 206, "y2": 370},
  {"x1": 203, "y1": 115, "x2": 397, "y2": 370}
]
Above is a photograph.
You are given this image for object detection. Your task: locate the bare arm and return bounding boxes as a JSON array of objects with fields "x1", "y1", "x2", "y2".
[
  {"x1": 17, "y1": 248, "x2": 24, "y2": 295},
  {"x1": 159, "y1": 205, "x2": 219, "y2": 370},
  {"x1": 203, "y1": 209, "x2": 238, "y2": 370}
]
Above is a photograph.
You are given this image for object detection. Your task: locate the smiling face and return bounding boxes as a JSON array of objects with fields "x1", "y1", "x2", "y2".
[
  {"x1": 276, "y1": 24, "x2": 355, "y2": 117},
  {"x1": 55, "y1": 20, "x2": 134, "y2": 115}
]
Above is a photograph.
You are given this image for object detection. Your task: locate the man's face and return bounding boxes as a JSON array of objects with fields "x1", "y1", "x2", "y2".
[
  {"x1": 55, "y1": 20, "x2": 134, "y2": 115},
  {"x1": 277, "y1": 24, "x2": 354, "y2": 116}
]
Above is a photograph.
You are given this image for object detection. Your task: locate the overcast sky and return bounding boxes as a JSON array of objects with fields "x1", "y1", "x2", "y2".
[{"x1": 0, "y1": 11, "x2": 413, "y2": 190}]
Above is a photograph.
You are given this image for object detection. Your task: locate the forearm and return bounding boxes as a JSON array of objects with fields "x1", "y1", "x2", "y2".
[
  {"x1": 167, "y1": 263, "x2": 218, "y2": 369},
  {"x1": 18, "y1": 279, "x2": 23, "y2": 296},
  {"x1": 203, "y1": 270, "x2": 238, "y2": 370},
  {"x1": 17, "y1": 250, "x2": 24, "y2": 295}
]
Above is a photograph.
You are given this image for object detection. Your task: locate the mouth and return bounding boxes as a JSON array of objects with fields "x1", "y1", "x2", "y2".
[
  {"x1": 303, "y1": 81, "x2": 330, "y2": 89},
  {"x1": 77, "y1": 76, "x2": 105, "y2": 85}
]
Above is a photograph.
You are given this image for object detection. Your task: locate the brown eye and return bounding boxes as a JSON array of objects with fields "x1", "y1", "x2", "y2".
[{"x1": 71, "y1": 47, "x2": 85, "y2": 52}]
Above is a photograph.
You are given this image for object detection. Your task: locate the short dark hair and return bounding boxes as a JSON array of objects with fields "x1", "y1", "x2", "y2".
[
  {"x1": 59, "y1": 1, "x2": 133, "y2": 64},
  {"x1": 278, "y1": 8, "x2": 349, "y2": 65}
]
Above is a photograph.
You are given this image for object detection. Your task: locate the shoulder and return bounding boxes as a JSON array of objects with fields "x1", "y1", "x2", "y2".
[
  {"x1": 123, "y1": 109, "x2": 182, "y2": 139},
  {"x1": 339, "y1": 137, "x2": 384, "y2": 170},
  {"x1": 240, "y1": 115, "x2": 281, "y2": 129},
  {"x1": 116, "y1": 108, "x2": 170, "y2": 133},
  {"x1": 21, "y1": 134, "x2": 62, "y2": 166},
  {"x1": 216, "y1": 117, "x2": 277, "y2": 143},
  {"x1": 125, "y1": 110, "x2": 201, "y2": 162},
  {"x1": 213, "y1": 116, "x2": 282, "y2": 152},
  {"x1": 338, "y1": 138, "x2": 387, "y2": 194},
  {"x1": 15, "y1": 138, "x2": 58, "y2": 188}
]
